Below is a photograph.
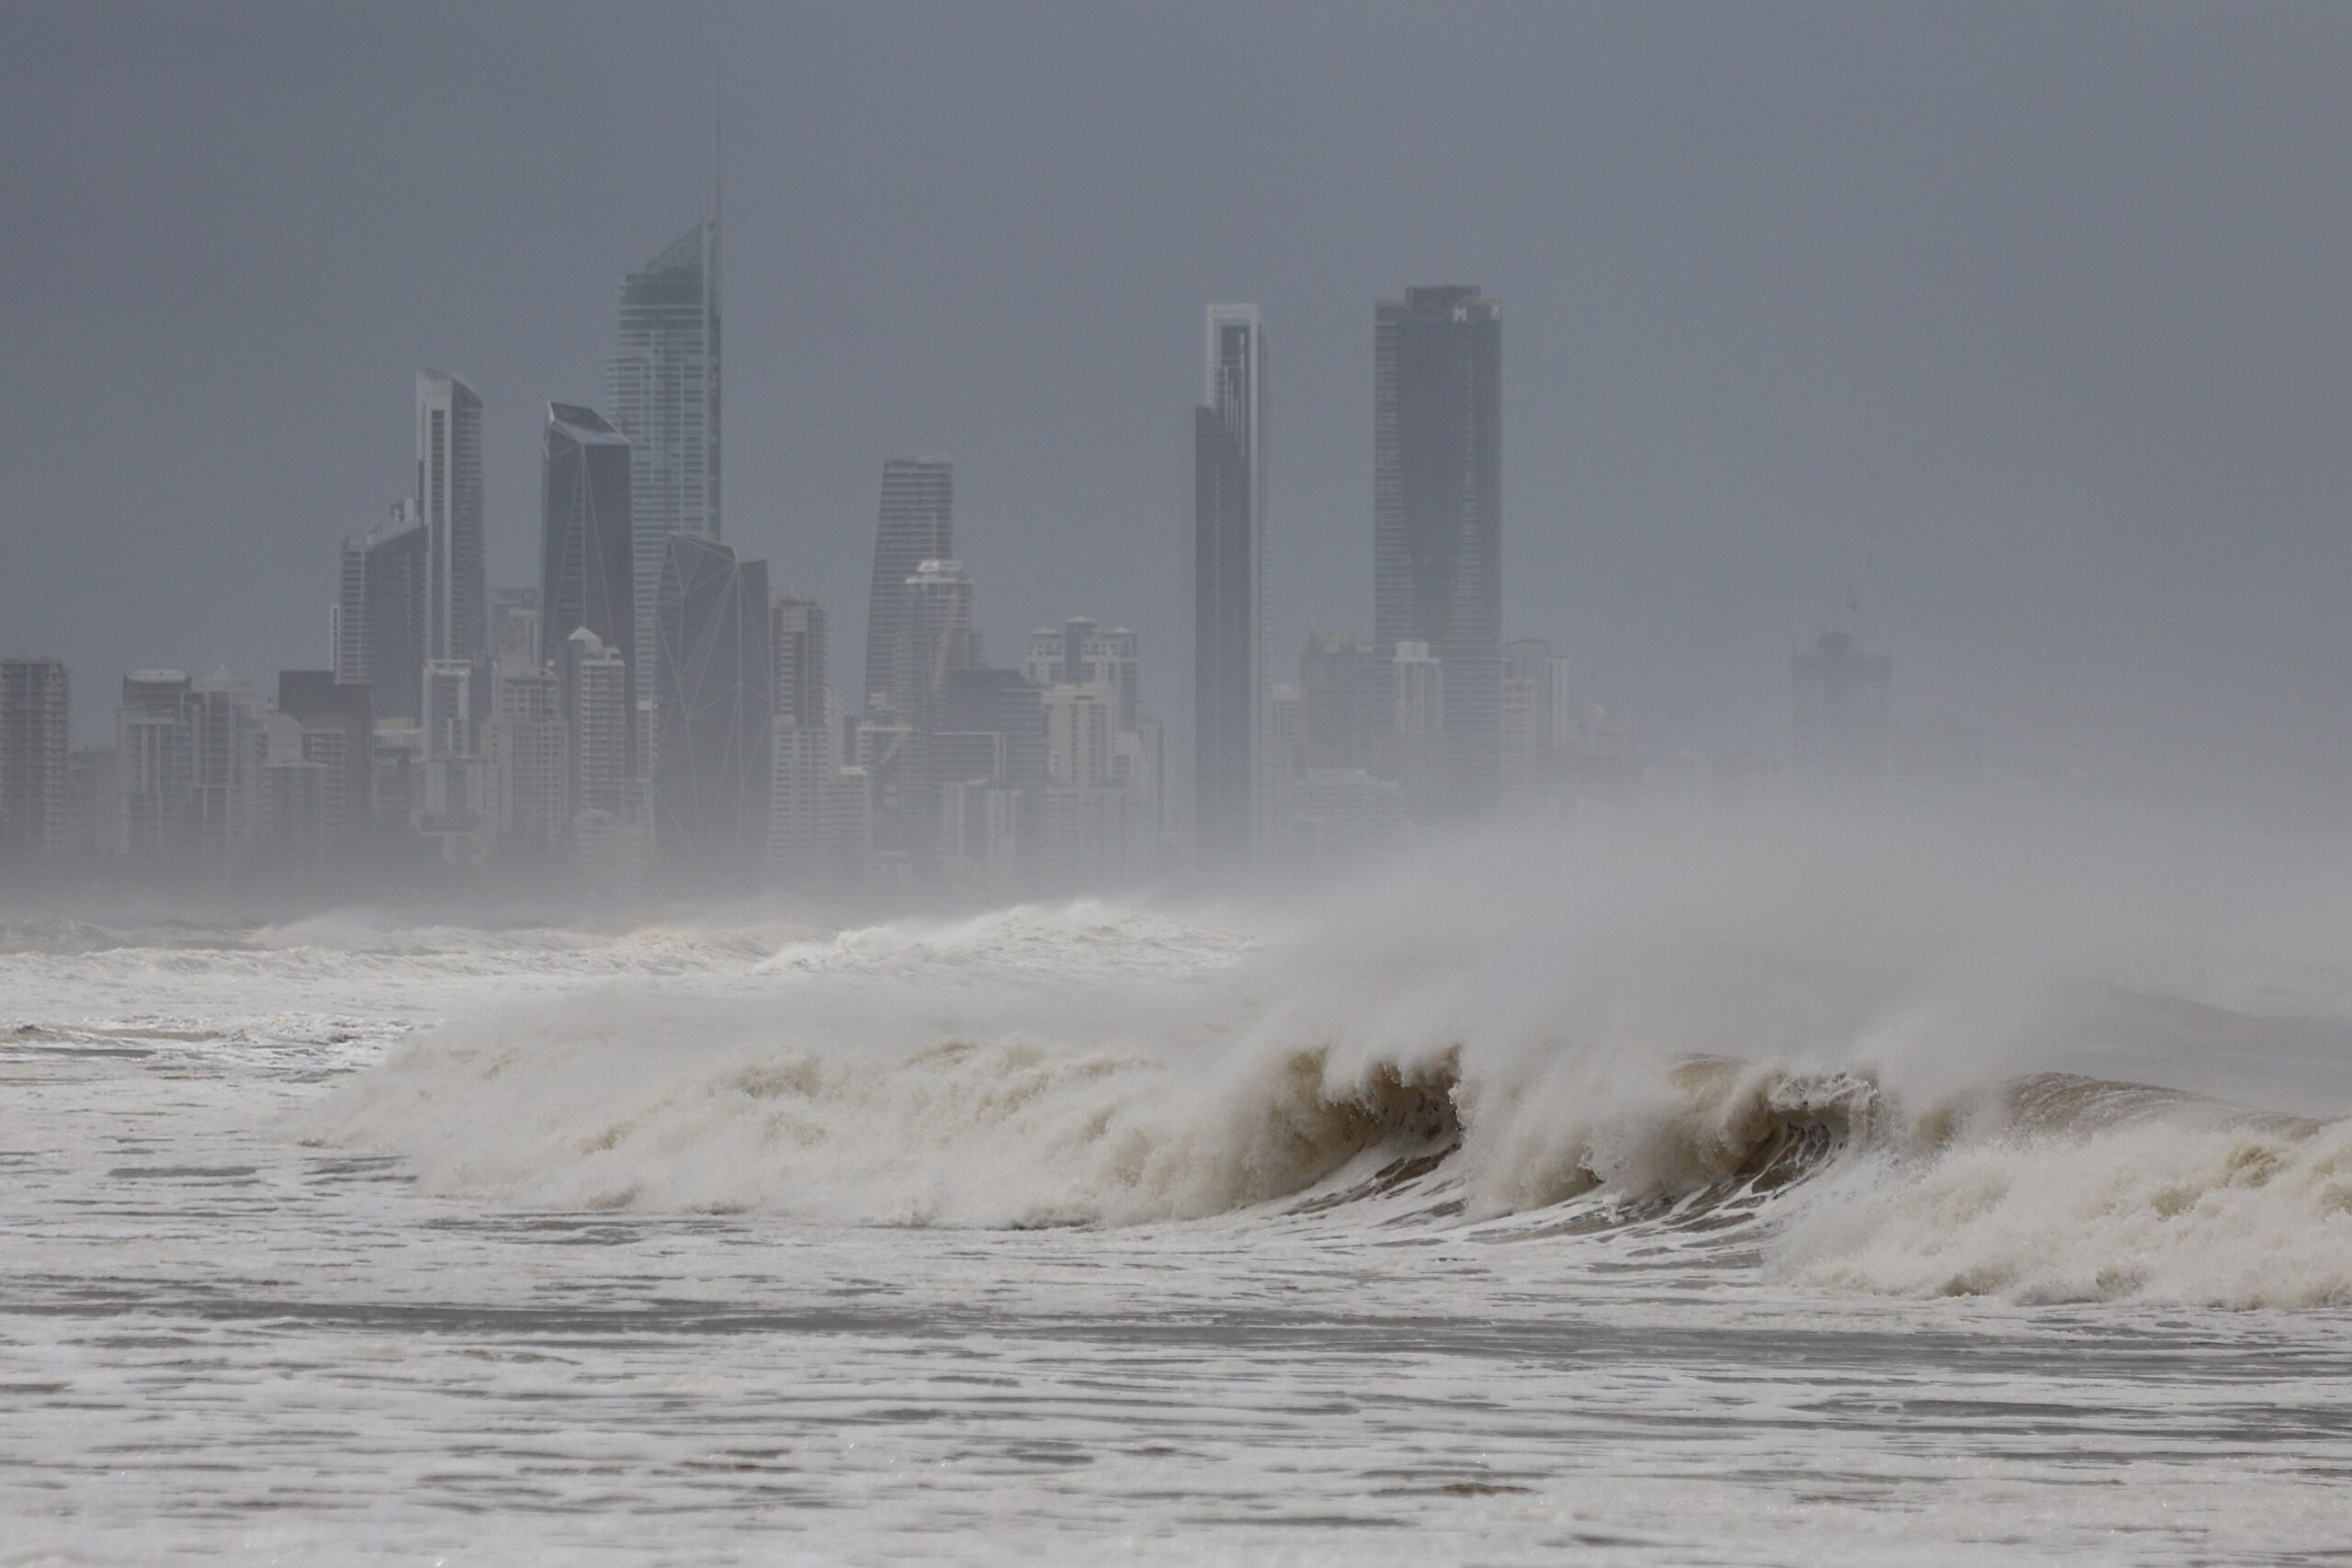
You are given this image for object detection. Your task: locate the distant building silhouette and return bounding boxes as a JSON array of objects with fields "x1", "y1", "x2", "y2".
[
  {"x1": 1792, "y1": 631, "x2": 1893, "y2": 784},
  {"x1": 864, "y1": 457, "x2": 954, "y2": 715},
  {"x1": 540, "y1": 403, "x2": 636, "y2": 773},
  {"x1": 119, "y1": 671, "x2": 194, "y2": 861},
  {"x1": 335, "y1": 502, "x2": 427, "y2": 724},
  {"x1": 1300, "y1": 628, "x2": 1379, "y2": 774},
  {"x1": 653, "y1": 534, "x2": 772, "y2": 887},
  {"x1": 416, "y1": 372, "x2": 488, "y2": 674},
  {"x1": 277, "y1": 671, "x2": 372, "y2": 860},
  {"x1": 769, "y1": 591, "x2": 827, "y2": 730},
  {"x1": 609, "y1": 221, "x2": 721, "y2": 680},
  {"x1": 1374, "y1": 286, "x2": 1502, "y2": 818},
  {"x1": 0, "y1": 656, "x2": 70, "y2": 862},
  {"x1": 1193, "y1": 304, "x2": 1267, "y2": 868}
]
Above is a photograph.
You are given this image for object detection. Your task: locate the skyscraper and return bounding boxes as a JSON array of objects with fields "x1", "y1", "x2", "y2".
[
  {"x1": 609, "y1": 221, "x2": 721, "y2": 678},
  {"x1": 540, "y1": 402, "x2": 636, "y2": 769},
  {"x1": 1301, "y1": 628, "x2": 1379, "y2": 773},
  {"x1": 277, "y1": 671, "x2": 373, "y2": 859},
  {"x1": 119, "y1": 671, "x2": 193, "y2": 860},
  {"x1": 1374, "y1": 286, "x2": 1502, "y2": 818},
  {"x1": 1193, "y1": 304, "x2": 1266, "y2": 867},
  {"x1": 335, "y1": 502, "x2": 427, "y2": 724},
  {"x1": 0, "y1": 657, "x2": 70, "y2": 862},
  {"x1": 896, "y1": 559, "x2": 978, "y2": 734},
  {"x1": 416, "y1": 372, "x2": 488, "y2": 674},
  {"x1": 653, "y1": 534, "x2": 772, "y2": 887},
  {"x1": 863, "y1": 457, "x2": 954, "y2": 714},
  {"x1": 769, "y1": 591, "x2": 827, "y2": 730}
]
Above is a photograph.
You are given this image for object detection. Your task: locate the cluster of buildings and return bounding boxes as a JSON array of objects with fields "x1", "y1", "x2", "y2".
[{"x1": 0, "y1": 220, "x2": 1926, "y2": 902}]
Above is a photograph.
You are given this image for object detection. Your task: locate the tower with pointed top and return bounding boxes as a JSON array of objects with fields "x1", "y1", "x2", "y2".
[{"x1": 608, "y1": 221, "x2": 721, "y2": 694}]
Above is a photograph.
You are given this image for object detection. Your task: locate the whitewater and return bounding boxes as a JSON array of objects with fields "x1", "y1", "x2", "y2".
[{"x1": 8, "y1": 810, "x2": 2352, "y2": 1563}]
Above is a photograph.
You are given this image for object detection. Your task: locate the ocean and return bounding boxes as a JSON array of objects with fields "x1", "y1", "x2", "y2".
[{"x1": 7, "y1": 817, "x2": 2352, "y2": 1564}]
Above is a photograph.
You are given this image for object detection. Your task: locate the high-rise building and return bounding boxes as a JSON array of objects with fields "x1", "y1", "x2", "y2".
[
  {"x1": 486, "y1": 654, "x2": 566, "y2": 858},
  {"x1": 63, "y1": 748, "x2": 116, "y2": 860},
  {"x1": 1500, "y1": 638, "x2": 1570, "y2": 807},
  {"x1": 560, "y1": 628, "x2": 634, "y2": 819},
  {"x1": 897, "y1": 560, "x2": 978, "y2": 734},
  {"x1": 653, "y1": 534, "x2": 772, "y2": 887},
  {"x1": 1301, "y1": 628, "x2": 1380, "y2": 773},
  {"x1": 1374, "y1": 286, "x2": 1502, "y2": 818},
  {"x1": 1045, "y1": 683, "x2": 1115, "y2": 789},
  {"x1": 769, "y1": 591, "x2": 826, "y2": 729},
  {"x1": 277, "y1": 671, "x2": 373, "y2": 859},
  {"x1": 258, "y1": 710, "x2": 331, "y2": 876},
  {"x1": 863, "y1": 457, "x2": 953, "y2": 714},
  {"x1": 1389, "y1": 641, "x2": 1446, "y2": 807},
  {"x1": 417, "y1": 660, "x2": 485, "y2": 863},
  {"x1": 1193, "y1": 304, "x2": 1267, "y2": 867},
  {"x1": 1, "y1": 657, "x2": 70, "y2": 862},
  {"x1": 541, "y1": 402, "x2": 636, "y2": 765},
  {"x1": 335, "y1": 502, "x2": 427, "y2": 723},
  {"x1": 119, "y1": 671, "x2": 193, "y2": 861},
  {"x1": 490, "y1": 587, "x2": 541, "y2": 671},
  {"x1": 416, "y1": 372, "x2": 488, "y2": 675},
  {"x1": 609, "y1": 221, "x2": 722, "y2": 678},
  {"x1": 185, "y1": 674, "x2": 266, "y2": 872}
]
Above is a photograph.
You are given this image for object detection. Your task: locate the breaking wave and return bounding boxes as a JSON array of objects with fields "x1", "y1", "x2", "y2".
[{"x1": 295, "y1": 810, "x2": 2352, "y2": 1309}]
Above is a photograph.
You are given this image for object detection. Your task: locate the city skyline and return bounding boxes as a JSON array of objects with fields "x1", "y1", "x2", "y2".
[{"x1": 18, "y1": 5, "x2": 2352, "y2": 790}]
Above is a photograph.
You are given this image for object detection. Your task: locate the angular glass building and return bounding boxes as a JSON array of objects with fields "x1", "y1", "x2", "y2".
[
  {"x1": 1193, "y1": 304, "x2": 1266, "y2": 868},
  {"x1": 608, "y1": 222, "x2": 721, "y2": 682},
  {"x1": 862, "y1": 457, "x2": 954, "y2": 716},
  {"x1": 540, "y1": 403, "x2": 636, "y2": 773},
  {"x1": 1374, "y1": 286, "x2": 1502, "y2": 818},
  {"x1": 652, "y1": 534, "x2": 772, "y2": 888}
]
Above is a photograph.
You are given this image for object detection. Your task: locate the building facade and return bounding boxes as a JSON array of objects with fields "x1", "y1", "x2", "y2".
[
  {"x1": 1374, "y1": 286, "x2": 1502, "y2": 818},
  {"x1": 653, "y1": 534, "x2": 773, "y2": 888},
  {"x1": 1193, "y1": 304, "x2": 1266, "y2": 869},
  {"x1": 335, "y1": 502, "x2": 427, "y2": 724},
  {"x1": 416, "y1": 372, "x2": 488, "y2": 675},
  {"x1": 541, "y1": 402, "x2": 637, "y2": 774},
  {"x1": 0, "y1": 657, "x2": 70, "y2": 862},
  {"x1": 862, "y1": 457, "x2": 954, "y2": 715},
  {"x1": 609, "y1": 221, "x2": 722, "y2": 680}
]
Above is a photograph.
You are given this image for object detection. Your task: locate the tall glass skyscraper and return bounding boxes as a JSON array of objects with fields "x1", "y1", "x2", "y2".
[
  {"x1": 1193, "y1": 304, "x2": 1266, "y2": 868},
  {"x1": 862, "y1": 457, "x2": 954, "y2": 716},
  {"x1": 416, "y1": 371, "x2": 487, "y2": 673},
  {"x1": 1374, "y1": 286, "x2": 1501, "y2": 818},
  {"x1": 653, "y1": 534, "x2": 771, "y2": 888},
  {"x1": 540, "y1": 403, "x2": 636, "y2": 770},
  {"x1": 609, "y1": 221, "x2": 721, "y2": 682}
]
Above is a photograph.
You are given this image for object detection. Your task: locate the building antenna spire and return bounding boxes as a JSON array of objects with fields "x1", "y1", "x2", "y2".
[{"x1": 712, "y1": 59, "x2": 723, "y2": 233}]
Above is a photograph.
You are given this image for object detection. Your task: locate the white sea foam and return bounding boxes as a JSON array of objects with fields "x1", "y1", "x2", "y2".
[{"x1": 290, "y1": 808, "x2": 2352, "y2": 1306}]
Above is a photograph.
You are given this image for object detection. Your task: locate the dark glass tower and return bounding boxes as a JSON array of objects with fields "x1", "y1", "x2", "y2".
[
  {"x1": 540, "y1": 403, "x2": 637, "y2": 771},
  {"x1": 862, "y1": 457, "x2": 954, "y2": 715},
  {"x1": 1374, "y1": 286, "x2": 1501, "y2": 818},
  {"x1": 652, "y1": 534, "x2": 772, "y2": 887},
  {"x1": 1193, "y1": 305, "x2": 1265, "y2": 870}
]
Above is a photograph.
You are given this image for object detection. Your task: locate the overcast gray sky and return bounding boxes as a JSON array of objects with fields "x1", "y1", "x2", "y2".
[{"x1": 4, "y1": 1, "x2": 2348, "y2": 786}]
